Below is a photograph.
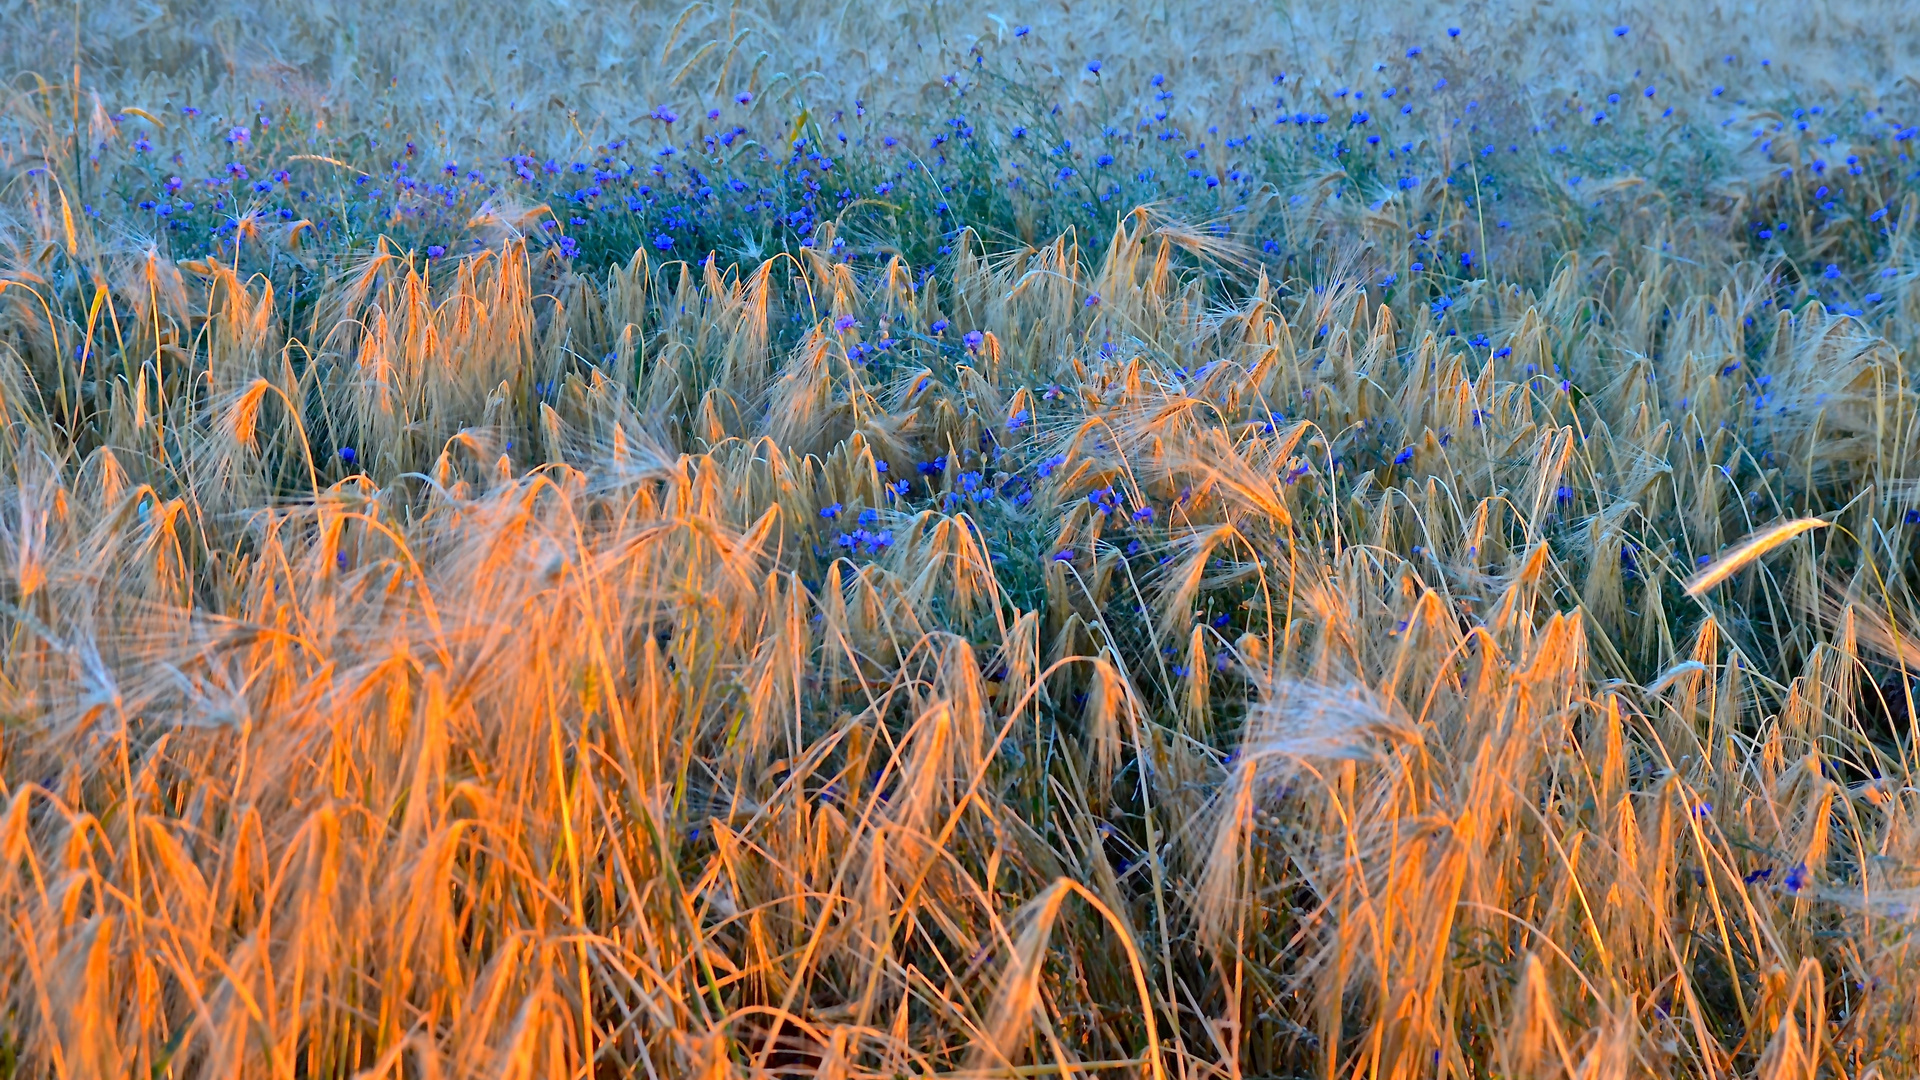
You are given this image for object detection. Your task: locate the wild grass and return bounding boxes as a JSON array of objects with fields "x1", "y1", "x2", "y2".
[{"x1": 3, "y1": 1, "x2": 1920, "y2": 1077}]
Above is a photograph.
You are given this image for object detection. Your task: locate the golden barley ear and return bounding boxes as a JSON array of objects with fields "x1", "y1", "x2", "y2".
[{"x1": 1683, "y1": 517, "x2": 1827, "y2": 597}]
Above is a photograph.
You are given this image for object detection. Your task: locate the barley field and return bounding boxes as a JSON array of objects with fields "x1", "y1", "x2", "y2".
[{"x1": 2, "y1": 1, "x2": 1920, "y2": 1076}]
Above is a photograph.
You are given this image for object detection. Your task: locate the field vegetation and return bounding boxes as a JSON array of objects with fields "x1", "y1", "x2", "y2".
[{"x1": 3, "y1": 1, "x2": 1920, "y2": 1076}]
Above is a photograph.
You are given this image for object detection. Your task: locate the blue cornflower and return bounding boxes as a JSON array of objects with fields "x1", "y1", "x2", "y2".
[
  {"x1": 1613, "y1": 24, "x2": 1629, "y2": 36},
  {"x1": 339, "y1": 447, "x2": 356, "y2": 463},
  {"x1": 964, "y1": 330, "x2": 985, "y2": 352},
  {"x1": 1086, "y1": 60, "x2": 1103, "y2": 75},
  {"x1": 834, "y1": 314, "x2": 858, "y2": 333},
  {"x1": 821, "y1": 503, "x2": 842, "y2": 519},
  {"x1": 1054, "y1": 548, "x2": 1076, "y2": 562},
  {"x1": 930, "y1": 318, "x2": 950, "y2": 334},
  {"x1": 1393, "y1": 447, "x2": 1415, "y2": 465}
]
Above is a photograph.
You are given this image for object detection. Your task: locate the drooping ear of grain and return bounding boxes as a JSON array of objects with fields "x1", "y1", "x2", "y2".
[{"x1": 1683, "y1": 517, "x2": 1828, "y2": 597}]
